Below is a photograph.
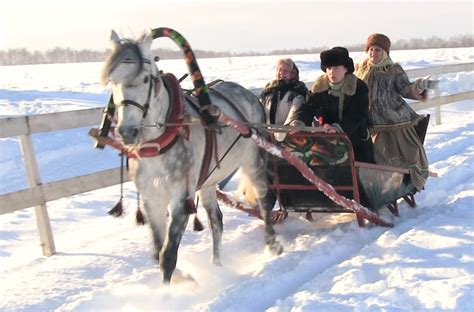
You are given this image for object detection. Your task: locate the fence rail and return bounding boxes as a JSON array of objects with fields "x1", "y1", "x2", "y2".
[{"x1": 0, "y1": 62, "x2": 473, "y2": 256}]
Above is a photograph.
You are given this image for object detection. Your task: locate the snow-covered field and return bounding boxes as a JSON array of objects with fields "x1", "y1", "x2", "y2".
[{"x1": 0, "y1": 47, "x2": 473, "y2": 311}]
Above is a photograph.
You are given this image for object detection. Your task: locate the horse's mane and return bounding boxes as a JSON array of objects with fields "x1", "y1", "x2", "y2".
[{"x1": 100, "y1": 39, "x2": 144, "y2": 85}]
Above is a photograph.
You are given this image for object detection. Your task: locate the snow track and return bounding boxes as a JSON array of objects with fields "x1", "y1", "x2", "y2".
[{"x1": 1, "y1": 50, "x2": 473, "y2": 311}]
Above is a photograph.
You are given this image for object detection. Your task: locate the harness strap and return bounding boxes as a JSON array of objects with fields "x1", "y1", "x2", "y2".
[
  {"x1": 205, "y1": 132, "x2": 242, "y2": 181},
  {"x1": 196, "y1": 129, "x2": 215, "y2": 189},
  {"x1": 183, "y1": 93, "x2": 215, "y2": 190},
  {"x1": 212, "y1": 132, "x2": 220, "y2": 169},
  {"x1": 184, "y1": 81, "x2": 255, "y2": 189},
  {"x1": 208, "y1": 86, "x2": 255, "y2": 138},
  {"x1": 103, "y1": 73, "x2": 189, "y2": 158},
  {"x1": 209, "y1": 87, "x2": 248, "y2": 121}
]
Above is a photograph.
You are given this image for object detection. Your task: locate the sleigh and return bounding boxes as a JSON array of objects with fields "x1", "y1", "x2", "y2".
[
  {"x1": 93, "y1": 26, "x2": 433, "y2": 232},
  {"x1": 218, "y1": 115, "x2": 434, "y2": 227},
  {"x1": 91, "y1": 26, "x2": 440, "y2": 284}
]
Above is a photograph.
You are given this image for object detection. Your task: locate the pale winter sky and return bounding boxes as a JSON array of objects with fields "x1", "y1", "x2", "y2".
[{"x1": 1, "y1": 0, "x2": 472, "y2": 53}]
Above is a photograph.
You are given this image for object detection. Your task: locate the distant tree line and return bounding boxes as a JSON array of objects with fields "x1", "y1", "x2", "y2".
[{"x1": 1, "y1": 34, "x2": 472, "y2": 66}]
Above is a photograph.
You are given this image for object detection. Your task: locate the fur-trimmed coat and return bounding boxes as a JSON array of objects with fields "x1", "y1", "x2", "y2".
[
  {"x1": 296, "y1": 73, "x2": 375, "y2": 163},
  {"x1": 360, "y1": 61, "x2": 427, "y2": 129}
]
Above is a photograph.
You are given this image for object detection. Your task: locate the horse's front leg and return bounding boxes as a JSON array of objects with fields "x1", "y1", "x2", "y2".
[
  {"x1": 159, "y1": 195, "x2": 190, "y2": 284},
  {"x1": 199, "y1": 187, "x2": 223, "y2": 265},
  {"x1": 142, "y1": 199, "x2": 168, "y2": 264}
]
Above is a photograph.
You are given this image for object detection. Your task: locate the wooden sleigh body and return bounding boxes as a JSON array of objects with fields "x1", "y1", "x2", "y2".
[
  {"x1": 270, "y1": 133, "x2": 420, "y2": 216},
  {"x1": 218, "y1": 115, "x2": 433, "y2": 226}
]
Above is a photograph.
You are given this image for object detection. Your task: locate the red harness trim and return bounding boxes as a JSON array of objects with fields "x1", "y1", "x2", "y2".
[
  {"x1": 97, "y1": 73, "x2": 216, "y2": 193},
  {"x1": 107, "y1": 73, "x2": 189, "y2": 158}
]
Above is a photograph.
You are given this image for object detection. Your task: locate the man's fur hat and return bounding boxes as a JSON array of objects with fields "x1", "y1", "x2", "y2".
[{"x1": 320, "y1": 47, "x2": 355, "y2": 73}]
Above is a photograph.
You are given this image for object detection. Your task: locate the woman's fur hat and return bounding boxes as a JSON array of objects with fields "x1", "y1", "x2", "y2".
[
  {"x1": 320, "y1": 47, "x2": 354, "y2": 73},
  {"x1": 365, "y1": 33, "x2": 391, "y2": 54}
]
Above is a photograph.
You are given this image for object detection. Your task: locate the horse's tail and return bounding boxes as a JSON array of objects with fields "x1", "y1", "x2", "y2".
[{"x1": 236, "y1": 172, "x2": 258, "y2": 205}]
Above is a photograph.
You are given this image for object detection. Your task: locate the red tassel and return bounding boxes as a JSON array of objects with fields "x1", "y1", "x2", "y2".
[
  {"x1": 108, "y1": 199, "x2": 124, "y2": 217},
  {"x1": 136, "y1": 208, "x2": 146, "y2": 225},
  {"x1": 193, "y1": 215, "x2": 204, "y2": 231}
]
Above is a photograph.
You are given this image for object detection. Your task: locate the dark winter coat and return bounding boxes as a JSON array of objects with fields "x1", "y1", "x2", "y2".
[{"x1": 296, "y1": 73, "x2": 375, "y2": 163}]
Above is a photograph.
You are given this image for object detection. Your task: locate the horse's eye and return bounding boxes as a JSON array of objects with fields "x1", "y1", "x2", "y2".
[{"x1": 144, "y1": 76, "x2": 149, "y2": 84}]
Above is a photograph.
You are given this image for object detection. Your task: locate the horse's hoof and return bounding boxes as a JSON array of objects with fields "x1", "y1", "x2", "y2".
[
  {"x1": 269, "y1": 241, "x2": 283, "y2": 255},
  {"x1": 170, "y1": 269, "x2": 198, "y2": 286},
  {"x1": 212, "y1": 257, "x2": 222, "y2": 266}
]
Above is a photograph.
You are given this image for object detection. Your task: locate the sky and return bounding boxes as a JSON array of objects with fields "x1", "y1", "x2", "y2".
[
  {"x1": 1, "y1": 0, "x2": 473, "y2": 53},
  {"x1": 0, "y1": 48, "x2": 473, "y2": 311}
]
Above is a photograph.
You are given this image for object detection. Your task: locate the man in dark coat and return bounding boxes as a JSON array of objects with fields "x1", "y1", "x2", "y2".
[{"x1": 295, "y1": 47, "x2": 375, "y2": 163}]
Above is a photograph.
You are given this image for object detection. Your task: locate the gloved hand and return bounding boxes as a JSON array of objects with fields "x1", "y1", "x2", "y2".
[
  {"x1": 427, "y1": 79, "x2": 440, "y2": 89},
  {"x1": 289, "y1": 120, "x2": 305, "y2": 132},
  {"x1": 417, "y1": 75, "x2": 439, "y2": 93},
  {"x1": 274, "y1": 132, "x2": 287, "y2": 142},
  {"x1": 312, "y1": 116, "x2": 323, "y2": 127}
]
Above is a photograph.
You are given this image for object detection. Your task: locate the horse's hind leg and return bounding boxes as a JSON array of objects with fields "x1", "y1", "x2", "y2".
[
  {"x1": 159, "y1": 195, "x2": 190, "y2": 283},
  {"x1": 199, "y1": 186, "x2": 223, "y2": 265},
  {"x1": 241, "y1": 150, "x2": 283, "y2": 255}
]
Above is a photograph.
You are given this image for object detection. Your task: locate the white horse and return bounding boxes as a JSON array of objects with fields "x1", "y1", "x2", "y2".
[{"x1": 100, "y1": 29, "x2": 282, "y2": 284}]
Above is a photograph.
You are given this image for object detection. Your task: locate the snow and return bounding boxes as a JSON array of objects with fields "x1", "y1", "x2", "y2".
[{"x1": 0, "y1": 47, "x2": 473, "y2": 311}]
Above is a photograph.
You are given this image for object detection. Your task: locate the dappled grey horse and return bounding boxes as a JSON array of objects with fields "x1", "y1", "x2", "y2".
[{"x1": 100, "y1": 29, "x2": 282, "y2": 284}]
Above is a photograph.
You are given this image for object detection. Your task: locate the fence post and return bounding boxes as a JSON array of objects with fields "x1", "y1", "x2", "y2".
[
  {"x1": 432, "y1": 74, "x2": 441, "y2": 125},
  {"x1": 19, "y1": 134, "x2": 56, "y2": 256}
]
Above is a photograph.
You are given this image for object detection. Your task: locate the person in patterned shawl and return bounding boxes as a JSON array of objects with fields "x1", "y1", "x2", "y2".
[
  {"x1": 257, "y1": 59, "x2": 308, "y2": 208},
  {"x1": 356, "y1": 33, "x2": 438, "y2": 191},
  {"x1": 260, "y1": 58, "x2": 308, "y2": 126}
]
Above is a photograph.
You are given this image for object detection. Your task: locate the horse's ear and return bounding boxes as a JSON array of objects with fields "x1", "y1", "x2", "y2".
[
  {"x1": 139, "y1": 29, "x2": 154, "y2": 50},
  {"x1": 110, "y1": 30, "x2": 121, "y2": 50}
]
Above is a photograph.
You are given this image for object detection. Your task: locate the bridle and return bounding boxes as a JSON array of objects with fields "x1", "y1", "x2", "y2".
[
  {"x1": 114, "y1": 58, "x2": 158, "y2": 119},
  {"x1": 103, "y1": 59, "x2": 190, "y2": 159}
]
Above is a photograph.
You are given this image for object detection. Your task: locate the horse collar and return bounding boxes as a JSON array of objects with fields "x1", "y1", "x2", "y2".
[{"x1": 126, "y1": 73, "x2": 189, "y2": 158}]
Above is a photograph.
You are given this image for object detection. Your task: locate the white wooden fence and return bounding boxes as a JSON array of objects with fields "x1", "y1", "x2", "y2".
[{"x1": 1, "y1": 62, "x2": 473, "y2": 256}]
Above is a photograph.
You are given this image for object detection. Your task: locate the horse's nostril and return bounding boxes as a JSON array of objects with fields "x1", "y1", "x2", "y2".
[
  {"x1": 131, "y1": 128, "x2": 140, "y2": 137},
  {"x1": 117, "y1": 126, "x2": 139, "y2": 142}
]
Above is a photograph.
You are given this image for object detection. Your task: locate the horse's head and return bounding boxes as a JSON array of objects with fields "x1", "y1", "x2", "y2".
[{"x1": 101, "y1": 29, "x2": 164, "y2": 145}]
